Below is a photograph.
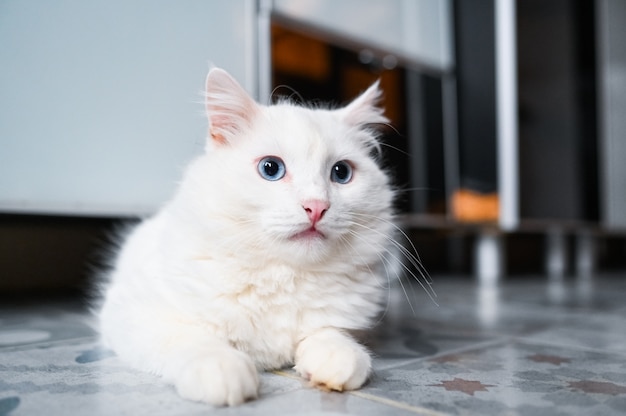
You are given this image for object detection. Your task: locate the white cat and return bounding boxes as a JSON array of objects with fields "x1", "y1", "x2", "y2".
[{"x1": 98, "y1": 68, "x2": 397, "y2": 406}]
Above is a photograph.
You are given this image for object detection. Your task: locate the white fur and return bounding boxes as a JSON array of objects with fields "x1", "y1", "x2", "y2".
[
  {"x1": 294, "y1": 328, "x2": 372, "y2": 391},
  {"x1": 98, "y1": 68, "x2": 395, "y2": 406}
]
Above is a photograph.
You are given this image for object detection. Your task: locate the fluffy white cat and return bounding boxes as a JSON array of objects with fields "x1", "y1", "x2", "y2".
[{"x1": 98, "y1": 68, "x2": 397, "y2": 406}]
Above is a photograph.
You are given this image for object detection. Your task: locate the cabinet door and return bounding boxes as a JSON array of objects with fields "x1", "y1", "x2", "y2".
[{"x1": 0, "y1": 0, "x2": 256, "y2": 216}]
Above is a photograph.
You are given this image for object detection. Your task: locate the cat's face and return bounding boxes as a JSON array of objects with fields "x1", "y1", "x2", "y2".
[{"x1": 191, "y1": 69, "x2": 394, "y2": 266}]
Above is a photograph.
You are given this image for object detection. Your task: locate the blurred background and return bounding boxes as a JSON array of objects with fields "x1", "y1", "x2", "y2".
[{"x1": 1, "y1": 0, "x2": 625, "y2": 295}]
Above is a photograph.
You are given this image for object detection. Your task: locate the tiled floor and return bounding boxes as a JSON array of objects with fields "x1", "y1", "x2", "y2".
[{"x1": 1, "y1": 274, "x2": 626, "y2": 415}]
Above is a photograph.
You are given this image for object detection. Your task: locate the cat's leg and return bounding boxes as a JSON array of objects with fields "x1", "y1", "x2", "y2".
[
  {"x1": 294, "y1": 327, "x2": 371, "y2": 391},
  {"x1": 169, "y1": 341, "x2": 259, "y2": 406},
  {"x1": 101, "y1": 304, "x2": 258, "y2": 406}
]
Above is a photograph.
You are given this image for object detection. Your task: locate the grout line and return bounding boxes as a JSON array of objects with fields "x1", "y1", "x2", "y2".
[
  {"x1": 424, "y1": 336, "x2": 511, "y2": 359},
  {"x1": 516, "y1": 337, "x2": 626, "y2": 358},
  {"x1": 272, "y1": 370, "x2": 449, "y2": 415},
  {"x1": 373, "y1": 336, "x2": 510, "y2": 372},
  {"x1": 349, "y1": 390, "x2": 449, "y2": 416}
]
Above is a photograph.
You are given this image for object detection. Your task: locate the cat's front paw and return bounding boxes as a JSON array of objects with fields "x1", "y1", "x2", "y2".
[
  {"x1": 174, "y1": 348, "x2": 259, "y2": 406},
  {"x1": 294, "y1": 328, "x2": 371, "y2": 392}
]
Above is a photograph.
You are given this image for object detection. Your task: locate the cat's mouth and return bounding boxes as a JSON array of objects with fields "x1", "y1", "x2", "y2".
[{"x1": 290, "y1": 227, "x2": 326, "y2": 241}]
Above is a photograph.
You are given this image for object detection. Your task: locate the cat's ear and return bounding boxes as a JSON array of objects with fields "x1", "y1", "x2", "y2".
[
  {"x1": 205, "y1": 68, "x2": 259, "y2": 144},
  {"x1": 338, "y1": 80, "x2": 389, "y2": 127}
]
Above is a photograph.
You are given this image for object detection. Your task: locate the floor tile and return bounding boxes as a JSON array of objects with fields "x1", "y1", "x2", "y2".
[
  {"x1": 1, "y1": 274, "x2": 626, "y2": 415},
  {"x1": 363, "y1": 340, "x2": 626, "y2": 416}
]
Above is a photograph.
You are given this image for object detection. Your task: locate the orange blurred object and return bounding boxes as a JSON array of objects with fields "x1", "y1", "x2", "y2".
[{"x1": 452, "y1": 189, "x2": 499, "y2": 223}]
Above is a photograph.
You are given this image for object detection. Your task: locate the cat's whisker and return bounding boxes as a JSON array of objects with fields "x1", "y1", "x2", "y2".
[
  {"x1": 336, "y1": 234, "x2": 380, "y2": 289},
  {"x1": 379, "y1": 141, "x2": 411, "y2": 157},
  {"x1": 348, "y1": 215, "x2": 428, "y2": 279},
  {"x1": 387, "y1": 259, "x2": 417, "y2": 315},
  {"x1": 344, "y1": 217, "x2": 437, "y2": 305},
  {"x1": 351, "y1": 213, "x2": 435, "y2": 286},
  {"x1": 337, "y1": 233, "x2": 396, "y2": 326},
  {"x1": 342, "y1": 231, "x2": 400, "y2": 316},
  {"x1": 381, "y1": 121, "x2": 401, "y2": 137},
  {"x1": 345, "y1": 228, "x2": 418, "y2": 315},
  {"x1": 339, "y1": 233, "x2": 390, "y2": 292},
  {"x1": 381, "y1": 241, "x2": 437, "y2": 305},
  {"x1": 394, "y1": 186, "x2": 438, "y2": 193}
]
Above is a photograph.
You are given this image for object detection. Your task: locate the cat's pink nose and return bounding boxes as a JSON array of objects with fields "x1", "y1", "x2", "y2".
[{"x1": 302, "y1": 200, "x2": 329, "y2": 225}]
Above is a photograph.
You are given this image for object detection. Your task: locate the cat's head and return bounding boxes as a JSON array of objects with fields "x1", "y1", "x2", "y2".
[{"x1": 186, "y1": 68, "x2": 395, "y2": 267}]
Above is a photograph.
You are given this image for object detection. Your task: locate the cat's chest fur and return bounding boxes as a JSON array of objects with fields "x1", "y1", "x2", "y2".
[
  {"x1": 208, "y1": 264, "x2": 304, "y2": 369},
  {"x1": 183, "y1": 256, "x2": 380, "y2": 370}
]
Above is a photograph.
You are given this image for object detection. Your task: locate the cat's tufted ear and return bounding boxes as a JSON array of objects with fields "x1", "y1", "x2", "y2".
[
  {"x1": 338, "y1": 80, "x2": 389, "y2": 127},
  {"x1": 205, "y1": 68, "x2": 259, "y2": 144}
]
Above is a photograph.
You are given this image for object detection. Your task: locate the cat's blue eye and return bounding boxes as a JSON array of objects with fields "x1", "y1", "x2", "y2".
[
  {"x1": 258, "y1": 156, "x2": 286, "y2": 181},
  {"x1": 331, "y1": 161, "x2": 353, "y2": 184}
]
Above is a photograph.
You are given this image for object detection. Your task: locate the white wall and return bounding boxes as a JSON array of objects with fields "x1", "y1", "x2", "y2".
[{"x1": 0, "y1": 0, "x2": 256, "y2": 216}]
